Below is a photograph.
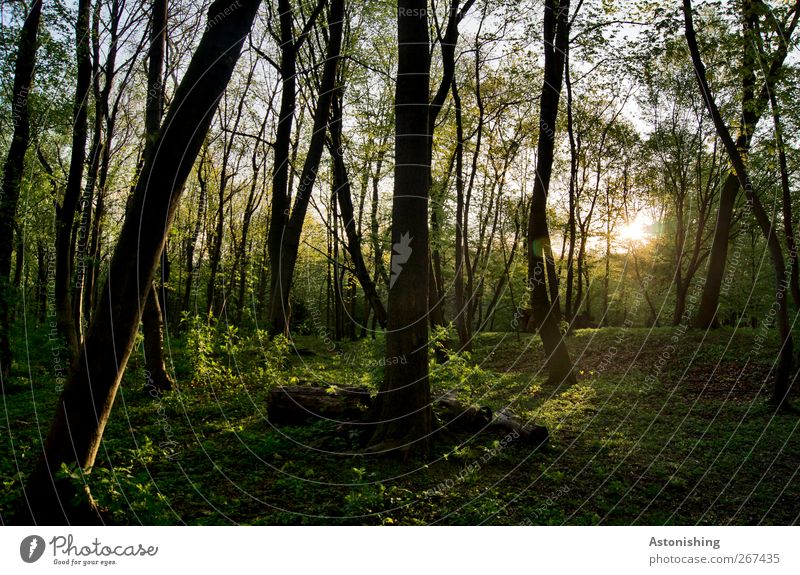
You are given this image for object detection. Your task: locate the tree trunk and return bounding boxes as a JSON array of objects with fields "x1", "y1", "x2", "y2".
[
  {"x1": 367, "y1": 0, "x2": 433, "y2": 455},
  {"x1": 693, "y1": 0, "x2": 799, "y2": 328},
  {"x1": 526, "y1": 0, "x2": 575, "y2": 385},
  {"x1": 140, "y1": 0, "x2": 173, "y2": 395},
  {"x1": 452, "y1": 76, "x2": 471, "y2": 351},
  {"x1": 267, "y1": 0, "x2": 344, "y2": 336},
  {"x1": 17, "y1": 0, "x2": 261, "y2": 525},
  {"x1": 266, "y1": 0, "x2": 327, "y2": 335},
  {"x1": 328, "y1": 86, "x2": 387, "y2": 328},
  {"x1": 55, "y1": 0, "x2": 93, "y2": 362},
  {"x1": 684, "y1": 0, "x2": 793, "y2": 407},
  {"x1": 0, "y1": 0, "x2": 43, "y2": 378}
]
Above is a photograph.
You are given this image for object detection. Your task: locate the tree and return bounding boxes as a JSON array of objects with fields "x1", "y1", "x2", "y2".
[
  {"x1": 693, "y1": 0, "x2": 800, "y2": 328},
  {"x1": 141, "y1": 0, "x2": 173, "y2": 394},
  {"x1": 16, "y1": 0, "x2": 262, "y2": 524},
  {"x1": 0, "y1": 0, "x2": 44, "y2": 379},
  {"x1": 527, "y1": 0, "x2": 576, "y2": 384},
  {"x1": 367, "y1": 0, "x2": 433, "y2": 455},
  {"x1": 684, "y1": 0, "x2": 793, "y2": 408},
  {"x1": 266, "y1": 0, "x2": 344, "y2": 336},
  {"x1": 264, "y1": 0, "x2": 327, "y2": 335},
  {"x1": 54, "y1": 0, "x2": 92, "y2": 361}
]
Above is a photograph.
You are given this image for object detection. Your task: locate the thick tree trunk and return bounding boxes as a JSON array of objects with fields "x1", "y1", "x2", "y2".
[
  {"x1": 367, "y1": 0, "x2": 433, "y2": 455},
  {"x1": 0, "y1": 0, "x2": 43, "y2": 378},
  {"x1": 527, "y1": 0, "x2": 575, "y2": 385},
  {"x1": 16, "y1": 0, "x2": 261, "y2": 525}
]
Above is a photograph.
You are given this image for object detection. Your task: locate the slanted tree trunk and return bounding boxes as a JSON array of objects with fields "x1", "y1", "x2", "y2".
[
  {"x1": 265, "y1": 0, "x2": 327, "y2": 335},
  {"x1": 684, "y1": 0, "x2": 793, "y2": 407},
  {"x1": 367, "y1": 0, "x2": 433, "y2": 455},
  {"x1": 693, "y1": 0, "x2": 800, "y2": 328},
  {"x1": 526, "y1": 0, "x2": 575, "y2": 385},
  {"x1": 267, "y1": 0, "x2": 344, "y2": 336},
  {"x1": 17, "y1": 0, "x2": 261, "y2": 525},
  {"x1": 0, "y1": 0, "x2": 43, "y2": 379},
  {"x1": 328, "y1": 86, "x2": 387, "y2": 328}
]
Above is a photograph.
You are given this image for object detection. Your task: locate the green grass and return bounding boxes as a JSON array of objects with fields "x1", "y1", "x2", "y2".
[{"x1": 1, "y1": 325, "x2": 798, "y2": 525}]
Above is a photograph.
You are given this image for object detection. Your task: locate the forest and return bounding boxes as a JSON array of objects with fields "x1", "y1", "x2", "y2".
[{"x1": 1, "y1": 0, "x2": 799, "y2": 526}]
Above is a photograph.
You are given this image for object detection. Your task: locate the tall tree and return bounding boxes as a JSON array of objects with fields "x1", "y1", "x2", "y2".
[
  {"x1": 367, "y1": 0, "x2": 432, "y2": 455},
  {"x1": 684, "y1": 0, "x2": 793, "y2": 407},
  {"x1": 693, "y1": 0, "x2": 800, "y2": 328},
  {"x1": 264, "y1": 0, "x2": 327, "y2": 334},
  {"x1": 0, "y1": 0, "x2": 44, "y2": 379},
  {"x1": 16, "y1": 0, "x2": 262, "y2": 524},
  {"x1": 54, "y1": 0, "x2": 92, "y2": 360},
  {"x1": 266, "y1": 0, "x2": 344, "y2": 336},
  {"x1": 141, "y1": 0, "x2": 173, "y2": 394},
  {"x1": 527, "y1": 0, "x2": 576, "y2": 384}
]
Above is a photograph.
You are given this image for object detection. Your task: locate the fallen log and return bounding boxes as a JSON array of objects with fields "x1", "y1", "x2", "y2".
[
  {"x1": 267, "y1": 385, "x2": 372, "y2": 425},
  {"x1": 435, "y1": 392, "x2": 548, "y2": 445}
]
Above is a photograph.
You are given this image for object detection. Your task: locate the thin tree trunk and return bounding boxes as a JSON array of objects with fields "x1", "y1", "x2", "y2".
[
  {"x1": 0, "y1": 0, "x2": 43, "y2": 378},
  {"x1": 328, "y1": 86, "x2": 387, "y2": 327},
  {"x1": 267, "y1": 0, "x2": 344, "y2": 336},
  {"x1": 141, "y1": 0, "x2": 173, "y2": 395},
  {"x1": 55, "y1": 0, "x2": 92, "y2": 362}
]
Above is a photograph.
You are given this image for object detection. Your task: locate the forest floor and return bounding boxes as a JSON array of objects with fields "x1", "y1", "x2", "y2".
[{"x1": 1, "y1": 326, "x2": 799, "y2": 525}]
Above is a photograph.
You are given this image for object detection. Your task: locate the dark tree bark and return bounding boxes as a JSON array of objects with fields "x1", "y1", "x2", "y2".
[
  {"x1": 265, "y1": 0, "x2": 327, "y2": 334},
  {"x1": 684, "y1": 0, "x2": 793, "y2": 407},
  {"x1": 367, "y1": 0, "x2": 433, "y2": 455},
  {"x1": 425, "y1": 0, "x2": 475, "y2": 334},
  {"x1": 693, "y1": 0, "x2": 800, "y2": 328},
  {"x1": 0, "y1": 0, "x2": 43, "y2": 379},
  {"x1": 526, "y1": 0, "x2": 575, "y2": 384},
  {"x1": 141, "y1": 0, "x2": 173, "y2": 394},
  {"x1": 564, "y1": 42, "x2": 578, "y2": 320},
  {"x1": 267, "y1": 0, "x2": 344, "y2": 336},
  {"x1": 55, "y1": 0, "x2": 93, "y2": 362},
  {"x1": 328, "y1": 85, "x2": 388, "y2": 328},
  {"x1": 16, "y1": 0, "x2": 262, "y2": 525}
]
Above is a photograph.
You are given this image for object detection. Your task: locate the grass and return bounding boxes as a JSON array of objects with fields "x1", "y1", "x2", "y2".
[{"x1": 1, "y1": 324, "x2": 798, "y2": 525}]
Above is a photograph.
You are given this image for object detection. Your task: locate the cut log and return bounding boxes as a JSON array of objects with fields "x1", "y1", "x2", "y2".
[{"x1": 267, "y1": 385, "x2": 372, "y2": 425}]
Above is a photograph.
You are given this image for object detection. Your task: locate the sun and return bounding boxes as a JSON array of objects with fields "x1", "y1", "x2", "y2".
[{"x1": 619, "y1": 212, "x2": 653, "y2": 244}]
